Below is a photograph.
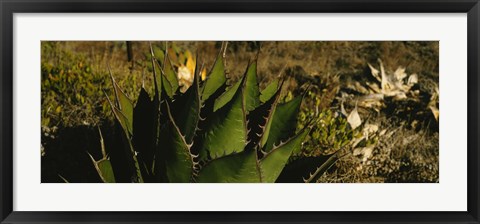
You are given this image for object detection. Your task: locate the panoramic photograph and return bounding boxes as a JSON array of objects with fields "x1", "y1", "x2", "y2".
[{"x1": 41, "y1": 41, "x2": 439, "y2": 183}]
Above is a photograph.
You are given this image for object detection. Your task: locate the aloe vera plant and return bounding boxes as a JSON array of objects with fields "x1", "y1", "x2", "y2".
[{"x1": 93, "y1": 44, "x2": 337, "y2": 183}]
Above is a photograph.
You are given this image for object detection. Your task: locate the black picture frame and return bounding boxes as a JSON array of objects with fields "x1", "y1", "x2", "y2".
[{"x1": 1, "y1": 0, "x2": 479, "y2": 223}]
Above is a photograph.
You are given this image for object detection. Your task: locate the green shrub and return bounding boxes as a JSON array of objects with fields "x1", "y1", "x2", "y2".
[{"x1": 41, "y1": 42, "x2": 112, "y2": 128}]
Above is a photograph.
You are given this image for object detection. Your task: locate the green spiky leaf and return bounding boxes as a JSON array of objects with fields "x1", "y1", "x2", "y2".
[
  {"x1": 160, "y1": 102, "x2": 195, "y2": 183},
  {"x1": 97, "y1": 159, "x2": 116, "y2": 183},
  {"x1": 162, "y1": 75, "x2": 173, "y2": 99},
  {"x1": 171, "y1": 66, "x2": 201, "y2": 143},
  {"x1": 162, "y1": 55, "x2": 179, "y2": 98},
  {"x1": 106, "y1": 95, "x2": 132, "y2": 136},
  {"x1": 276, "y1": 153, "x2": 338, "y2": 183},
  {"x1": 213, "y1": 79, "x2": 241, "y2": 112},
  {"x1": 263, "y1": 95, "x2": 303, "y2": 152},
  {"x1": 106, "y1": 94, "x2": 144, "y2": 183},
  {"x1": 304, "y1": 154, "x2": 338, "y2": 183},
  {"x1": 132, "y1": 88, "x2": 158, "y2": 181},
  {"x1": 199, "y1": 75, "x2": 246, "y2": 161},
  {"x1": 150, "y1": 50, "x2": 162, "y2": 101},
  {"x1": 260, "y1": 128, "x2": 309, "y2": 183},
  {"x1": 152, "y1": 45, "x2": 165, "y2": 63},
  {"x1": 202, "y1": 52, "x2": 226, "y2": 101},
  {"x1": 110, "y1": 75, "x2": 134, "y2": 135},
  {"x1": 127, "y1": 140, "x2": 145, "y2": 183},
  {"x1": 58, "y1": 175, "x2": 69, "y2": 183},
  {"x1": 88, "y1": 153, "x2": 116, "y2": 183},
  {"x1": 107, "y1": 123, "x2": 139, "y2": 182},
  {"x1": 247, "y1": 82, "x2": 282, "y2": 150},
  {"x1": 260, "y1": 80, "x2": 279, "y2": 103},
  {"x1": 197, "y1": 150, "x2": 261, "y2": 183},
  {"x1": 244, "y1": 62, "x2": 261, "y2": 112},
  {"x1": 258, "y1": 82, "x2": 283, "y2": 148}
]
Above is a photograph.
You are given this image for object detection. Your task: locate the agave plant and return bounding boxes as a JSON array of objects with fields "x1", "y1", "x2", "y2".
[
  {"x1": 341, "y1": 58, "x2": 438, "y2": 128},
  {"x1": 90, "y1": 44, "x2": 337, "y2": 183},
  {"x1": 343, "y1": 59, "x2": 420, "y2": 112}
]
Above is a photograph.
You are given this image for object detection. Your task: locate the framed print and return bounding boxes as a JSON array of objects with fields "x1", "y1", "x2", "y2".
[{"x1": 1, "y1": 0, "x2": 479, "y2": 223}]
